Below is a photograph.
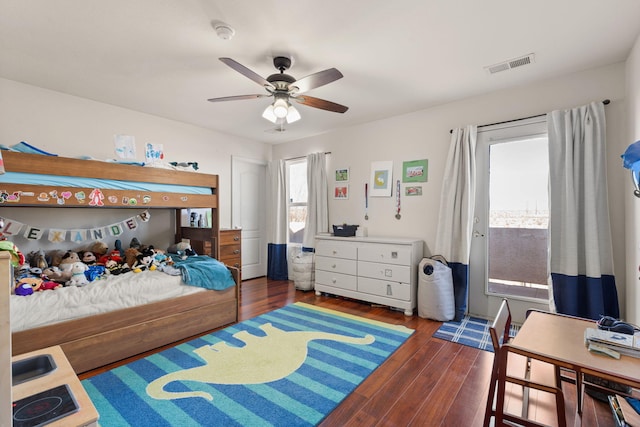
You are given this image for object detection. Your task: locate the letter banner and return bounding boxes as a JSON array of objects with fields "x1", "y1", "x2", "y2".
[{"x1": 0, "y1": 211, "x2": 150, "y2": 242}]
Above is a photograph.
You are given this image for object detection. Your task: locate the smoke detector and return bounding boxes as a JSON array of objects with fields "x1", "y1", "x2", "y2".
[
  {"x1": 485, "y1": 53, "x2": 535, "y2": 75},
  {"x1": 212, "y1": 21, "x2": 235, "y2": 41}
]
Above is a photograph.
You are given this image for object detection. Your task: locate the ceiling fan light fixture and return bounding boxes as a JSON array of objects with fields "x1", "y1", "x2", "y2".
[
  {"x1": 272, "y1": 98, "x2": 289, "y2": 118},
  {"x1": 262, "y1": 104, "x2": 278, "y2": 123},
  {"x1": 286, "y1": 105, "x2": 301, "y2": 123}
]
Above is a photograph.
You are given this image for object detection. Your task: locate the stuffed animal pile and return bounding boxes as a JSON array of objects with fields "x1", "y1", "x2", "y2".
[{"x1": 9, "y1": 237, "x2": 196, "y2": 295}]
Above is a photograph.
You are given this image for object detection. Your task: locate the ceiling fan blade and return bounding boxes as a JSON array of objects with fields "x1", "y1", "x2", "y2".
[
  {"x1": 293, "y1": 95, "x2": 349, "y2": 113},
  {"x1": 219, "y1": 57, "x2": 274, "y2": 89},
  {"x1": 290, "y1": 68, "x2": 343, "y2": 94},
  {"x1": 207, "y1": 94, "x2": 270, "y2": 103}
]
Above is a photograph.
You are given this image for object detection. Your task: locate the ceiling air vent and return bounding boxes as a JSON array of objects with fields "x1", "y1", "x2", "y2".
[{"x1": 485, "y1": 53, "x2": 535, "y2": 74}]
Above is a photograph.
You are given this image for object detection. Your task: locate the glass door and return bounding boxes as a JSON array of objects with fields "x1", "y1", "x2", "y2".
[{"x1": 468, "y1": 118, "x2": 551, "y2": 323}]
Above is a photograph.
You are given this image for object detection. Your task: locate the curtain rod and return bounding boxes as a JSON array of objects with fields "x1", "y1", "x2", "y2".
[
  {"x1": 283, "y1": 151, "x2": 331, "y2": 161},
  {"x1": 449, "y1": 99, "x2": 610, "y2": 134}
]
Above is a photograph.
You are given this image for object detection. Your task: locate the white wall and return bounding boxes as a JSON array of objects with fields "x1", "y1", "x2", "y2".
[
  {"x1": 625, "y1": 34, "x2": 640, "y2": 325},
  {"x1": 273, "y1": 63, "x2": 629, "y2": 318},
  {"x1": 0, "y1": 77, "x2": 272, "y2": 235}
]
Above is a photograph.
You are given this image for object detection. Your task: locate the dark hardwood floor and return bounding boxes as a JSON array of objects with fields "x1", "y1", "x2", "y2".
[{"x1": 81, "y1": 277, "x2": 619, "y2": 426}]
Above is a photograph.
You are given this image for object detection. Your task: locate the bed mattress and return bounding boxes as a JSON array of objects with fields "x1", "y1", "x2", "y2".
[{"x1": 10, "y1": 270, "x2": 206, "y2": 332}]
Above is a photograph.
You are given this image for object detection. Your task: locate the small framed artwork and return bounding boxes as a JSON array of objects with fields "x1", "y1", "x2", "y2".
[
  {"x1": 335, "y1": 168, "x2": 349, "y2": 182},
  {"x1": 402, "y1": 159, "x2": 428, "y2": 183},
  {"x1": 405, "y1": 186, "x2": 423, "y2": 196},
  {"x1": 370, "y1": 161, "x2": 393, "y2": 197},
  {"x1": 334, "y1": 185, "x2": 349, "y2": 199}
]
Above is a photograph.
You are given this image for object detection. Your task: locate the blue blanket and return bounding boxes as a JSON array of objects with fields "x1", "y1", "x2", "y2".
[{"x1": 172, "y1": 256, "x2": 236, "y2": 290}]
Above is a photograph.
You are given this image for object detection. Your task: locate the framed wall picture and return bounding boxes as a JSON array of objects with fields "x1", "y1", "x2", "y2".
[
  {"x1": 370, "y1": 161, "x2": 393, "y2": 197},
  {"x1": 405, "y1": 186, "x2": 423, "y2": 196},
  {"x1": 402, "y1": 159, "x2": 428, "y2": 182},
  {"x1": 335, "y1": 168, "x2": 349, "y2": 182},
  {"x1": 334, "y1": 184, "x2": 349, "y2": 199}
]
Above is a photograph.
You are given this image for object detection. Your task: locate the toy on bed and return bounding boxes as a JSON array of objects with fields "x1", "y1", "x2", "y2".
[
  {"x1": 26, "y1": 249, "x2": 48, "y2": 270},
  {"x1": 167, "y1": 241, "x2": 196, "y2": 260},
  {"x1": 66, "y1": 262, "x2": 89, "y2": 286},
  {"x1": 42, "y1": 250, "x2": 79, "y2": 284},
  {"x1": 81, "y1": 251, "x2": 97, "y2": 265},
  {"x1": 98, "y1": 250, "x2": 131, "y2": 275},
  {"x1": 14, "y1": 283, "x2": 34, "y2": 296},
  {"x1": 14, "y1": 276, "x2": 61, "y2": 295},
  {"x1": 0, "y1": 240, "x2": 25, "y2": 267},
  {"x1": 132, "y1": 246, "x2": 157, "y2": 273}
]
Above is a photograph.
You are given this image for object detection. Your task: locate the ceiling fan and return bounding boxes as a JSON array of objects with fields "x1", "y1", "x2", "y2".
[{"x1": 207, "y1": 56, "x2": 348, "y2": 125}]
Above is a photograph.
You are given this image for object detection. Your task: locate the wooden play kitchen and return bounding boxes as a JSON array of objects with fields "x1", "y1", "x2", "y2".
[{"x1": 12, "y1": 345, "x2": 99, "y2": 426}]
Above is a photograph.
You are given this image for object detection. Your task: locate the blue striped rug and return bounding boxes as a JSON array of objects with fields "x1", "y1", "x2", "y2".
[
  {"x1": 82, "y1": 302, "x2": 413, "y2": 426},
  {"x1": 433, "y1": 315, "x2": 519, "y2": 352}
]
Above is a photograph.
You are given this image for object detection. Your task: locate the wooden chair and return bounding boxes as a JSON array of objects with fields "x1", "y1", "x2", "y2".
[{"x1": 484, "y1": 299, "x2": 566, "y2": 427}]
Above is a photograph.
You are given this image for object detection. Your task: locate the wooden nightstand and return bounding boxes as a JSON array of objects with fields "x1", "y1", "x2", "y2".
[{"x1": 219, "y1": 229, "x2": 241, "y2": 279}]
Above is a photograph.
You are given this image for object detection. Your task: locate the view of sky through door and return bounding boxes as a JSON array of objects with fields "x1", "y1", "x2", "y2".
[{"x1": 488, "y1": 136, "x2": 550, "y2": 299}]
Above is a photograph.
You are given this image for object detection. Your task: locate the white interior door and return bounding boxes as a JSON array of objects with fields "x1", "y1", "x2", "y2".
[{"x1": 232, "y1": 157, "x2": 267, "y2": 279}]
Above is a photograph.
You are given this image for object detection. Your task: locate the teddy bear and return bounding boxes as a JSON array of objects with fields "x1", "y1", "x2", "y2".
[
  {"x1": 124, "y1": 247, "x2": 140, "y2": 268},
  {"x1": 66, "y1": 262, "x2": 89, "y2": 286},
  {"x1": 88, "y1": 240, "x2": 108, "y2": 258},
  {"x1": 45, "y1": 249, "x2": 65, "y2": 268}
]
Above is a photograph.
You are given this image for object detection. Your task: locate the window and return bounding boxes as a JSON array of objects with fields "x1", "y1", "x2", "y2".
[{"x1": 286, "y1": 159, "x2": 307, "y2": 244}]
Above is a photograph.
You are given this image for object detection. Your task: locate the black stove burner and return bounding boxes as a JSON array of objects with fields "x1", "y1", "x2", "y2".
[{"x1": 13, "y1": 384, "x2": 79, "y2": 427}]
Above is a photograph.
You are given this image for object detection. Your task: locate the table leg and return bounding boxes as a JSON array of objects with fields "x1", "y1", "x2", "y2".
[{"x1": 576, "y1": 370, "x2": 583, "y2": 415}]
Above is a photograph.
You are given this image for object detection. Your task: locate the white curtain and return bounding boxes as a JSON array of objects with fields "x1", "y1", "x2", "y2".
[
  {"x1": 434, "y1": 125, "x2": 477, "y2": 321},
  {"x1": 266, "y1": 159, "x2": 289, "y2": 279},
  {"x1": 303, "y1": 152, "x2": 329, "y2": 249},
  {"x1": 547, "y1": 101, "x2": 619, "y2": 319}
]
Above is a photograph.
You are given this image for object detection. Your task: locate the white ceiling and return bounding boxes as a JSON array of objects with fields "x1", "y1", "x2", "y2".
[{"x1": 1, "y1": 1, "x2": 640, "y2": 144}]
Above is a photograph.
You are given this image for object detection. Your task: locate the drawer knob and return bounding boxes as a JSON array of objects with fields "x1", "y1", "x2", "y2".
[
  {"x1": 233, "y1": 250, "x2": 240, "y2": 254},
  {"x1": 332, "y1": 278, "x2": 337, "y2": 283},
  {"x1": 233, "y1": 236, "x2": 239, "y2": 241},
  {"x1": 332, "y1": 250, "x2": 337, "y2": 255},
  {"x1": 332, "y1": 264, "x2": 337, "y2": 269}
]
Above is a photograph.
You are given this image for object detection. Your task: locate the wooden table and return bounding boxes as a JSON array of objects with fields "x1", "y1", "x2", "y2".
[
  {"x1": 498, "y1": 311, "x2": 640, "y2": 424},
  {"x1": 12, "y1": 345, "x2": 99, "y2": 427}
]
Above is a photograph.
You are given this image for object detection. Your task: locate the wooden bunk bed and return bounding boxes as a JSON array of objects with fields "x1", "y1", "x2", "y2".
[{"x1": 2, "y1": 151, "x2": 239, "y2": 374}]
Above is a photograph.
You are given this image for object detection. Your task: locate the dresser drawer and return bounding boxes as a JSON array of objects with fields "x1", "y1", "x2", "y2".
[
  {"x1": 358, "y1": 244, "x2": 412, "y2": 266},
  {"x1": 220, "y1": 229, "x2": 241, "y2": 245},
  {"x1": 315, "y1": 240, "x2": 358, "y2": 259},
  {"x1": 315, "y1": 256, "x2": 357, "y2": 275},
  {"x1": 220, "y1": 255, "x2": 241, "y2": 269},
  {"x1": 357, "y1": 277, "x2": 411, "y2": 301},
  {"x1": 358, "y1": 260, "x2": 410, "y2": 283},
  {"x1": 220, "y1": 244, "x2": 241, "y2": 258},
  {"x1": 315, "y1": 269, "x2": 357, "y2": 291}
]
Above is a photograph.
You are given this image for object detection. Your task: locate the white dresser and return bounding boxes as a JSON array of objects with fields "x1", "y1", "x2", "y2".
[{"x1": 314, "y1": 235, "x2": 424, "y2": 315}]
